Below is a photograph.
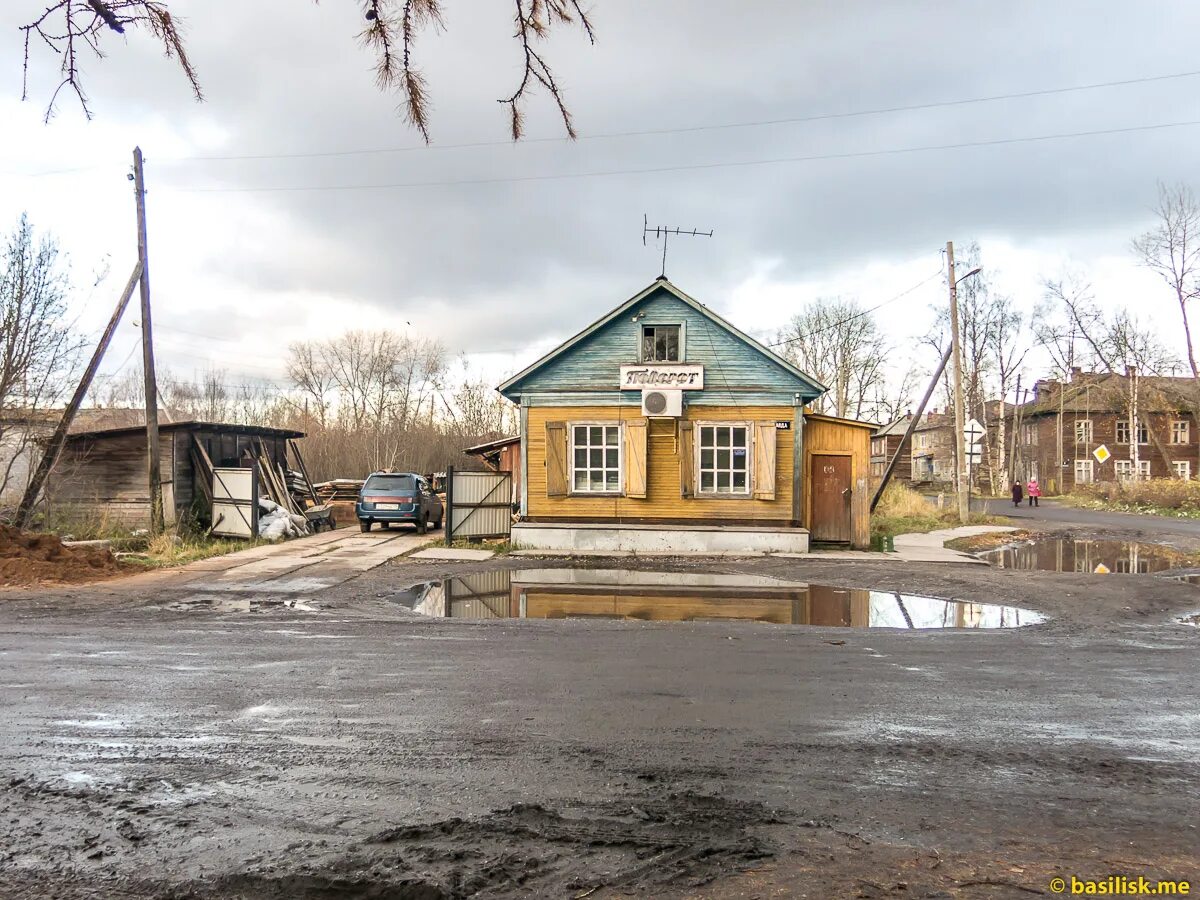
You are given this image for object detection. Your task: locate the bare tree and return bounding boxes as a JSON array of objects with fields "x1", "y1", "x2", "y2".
[
  {"x1": 775, "y1": 297, "x2": 888, "y2": 421},
  {"x1": 1132, "y1": 182, "x2": 1200, "y2": 411},
  {"x1": 19, "y1": 0, "x2": 595, "y2": 137},
  {"x1": 0, "y1": 216, "x2": 84, "y2": 500}
]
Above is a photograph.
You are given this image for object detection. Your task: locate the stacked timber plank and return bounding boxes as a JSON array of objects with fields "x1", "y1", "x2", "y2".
[
  {"x1": 313, "y1": 479, "x2": 364, "y2": 502},
  {"x1": 252, "y1": 440, "x2": 306, "y2": 517}
]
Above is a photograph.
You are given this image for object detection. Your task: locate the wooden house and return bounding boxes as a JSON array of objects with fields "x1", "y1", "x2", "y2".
[
  {"x1": 48, "y1": 420, "x2": 304, "y2": 529},
  {"x1": 498, "y1": 277, "x2": 873, "y2": 551},
  {"x1": 870, "y1": 414, "x2": 915, "y2": 483}
]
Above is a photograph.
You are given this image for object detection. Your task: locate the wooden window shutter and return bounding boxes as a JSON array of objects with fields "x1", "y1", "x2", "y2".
[
  {"x1": 625, "y1": 418, "x2": 648, "y2": 499},
  {"x1": 753, "y1": 422, "x2": 777, "y2": 500},
  {"x1": 545, "y1": 421, "x2": 568, "y2": 497},
  {"x1": 678, "y1": 420, "x2": 694, "y2": 498}
]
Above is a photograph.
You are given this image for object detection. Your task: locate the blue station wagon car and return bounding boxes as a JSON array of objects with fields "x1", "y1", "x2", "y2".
[{"x1": 356, "y1": 472, "x2": 443, "y2": 534}]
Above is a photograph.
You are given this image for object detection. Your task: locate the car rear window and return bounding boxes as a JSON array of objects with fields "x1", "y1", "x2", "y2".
[{"x1": 364, "y1": 475, "x2": 416, "y2": 493}]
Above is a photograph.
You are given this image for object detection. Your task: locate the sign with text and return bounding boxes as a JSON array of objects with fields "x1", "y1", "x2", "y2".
[{"x1": 619, "y1": 364, "x2": 704, "y2": 390}]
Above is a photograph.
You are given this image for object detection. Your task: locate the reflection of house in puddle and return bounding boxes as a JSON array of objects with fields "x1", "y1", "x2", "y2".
[
  {"x1": 397, "y1": 570, "x2": 1040, "y2": 629},
  {"x1": 981, "y1": 539, "x2": 1182, "y2": 575}
]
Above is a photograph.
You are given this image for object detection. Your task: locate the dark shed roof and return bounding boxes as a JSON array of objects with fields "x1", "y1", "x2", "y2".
[{"x1": 66, "y1": 420, "x2": 305, "y2": 441}]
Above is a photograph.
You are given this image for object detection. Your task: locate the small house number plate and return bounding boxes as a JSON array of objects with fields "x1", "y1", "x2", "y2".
[{"x1": 774, "y1": 421, "x2": 791, "y2": 430}]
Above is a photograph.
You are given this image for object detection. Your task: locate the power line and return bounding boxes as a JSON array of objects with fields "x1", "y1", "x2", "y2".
[
  {"x1": 172, "y1": 68, "x2": 1200, "y2": 162},
  {"x1": 164, "y1": 118, "x2": 1200, "y2": 195},
  {"x1": 768, "y1": 268, "x2": 946, "y2": 348},
  {"x1": 7, "y1": 67, "x2": 1199, "y2": 177}
]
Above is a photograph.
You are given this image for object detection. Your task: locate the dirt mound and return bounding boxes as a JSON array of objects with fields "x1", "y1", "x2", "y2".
[{"x1": 0, "y1": 524, "x2": 125, "y2": 586}]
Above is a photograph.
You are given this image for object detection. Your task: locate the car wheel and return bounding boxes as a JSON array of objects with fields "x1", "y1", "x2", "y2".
[
  {"x1": 359, "y1": 519, "x2": 371, "y2": 533},
  {"x1": 434, "y1": 514, "x2": 443, "y2": 531}
]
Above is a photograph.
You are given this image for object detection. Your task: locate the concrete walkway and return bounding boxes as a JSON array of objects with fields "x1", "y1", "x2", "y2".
[
  {"x1": 891, "y1": 524, "x2": 1020, "y2": 564},
  {"x1": 158, "y1": 527, "x2": 430, "y2": 601}
]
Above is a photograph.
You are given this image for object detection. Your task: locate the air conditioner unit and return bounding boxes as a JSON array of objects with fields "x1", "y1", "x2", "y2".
[{"x1": 641, "y1": 389, "x2": 683, "y2": 417}]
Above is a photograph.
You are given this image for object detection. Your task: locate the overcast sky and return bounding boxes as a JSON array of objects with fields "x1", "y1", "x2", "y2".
[{"x1": 3, "y1": 0, "x2": 1199, "y2": 403}]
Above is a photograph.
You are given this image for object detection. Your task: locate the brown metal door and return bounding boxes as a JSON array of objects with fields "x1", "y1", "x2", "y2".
[{"x1": 811, "y1": 454, "x2": 852, "y2": 543}]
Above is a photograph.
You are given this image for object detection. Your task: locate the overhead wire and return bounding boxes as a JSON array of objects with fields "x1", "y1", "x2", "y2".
[{"x1": 162, "y1": 119, "x2": 1200, "y2": 195}]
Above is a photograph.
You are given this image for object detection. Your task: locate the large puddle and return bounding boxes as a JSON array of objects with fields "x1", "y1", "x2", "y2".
[
  {"x1": 392, "y1": 570, "x2": 1042, "y2": 629},
  {"x1": 979, "y1": 538, "x2": 1192, "y2": 575}
]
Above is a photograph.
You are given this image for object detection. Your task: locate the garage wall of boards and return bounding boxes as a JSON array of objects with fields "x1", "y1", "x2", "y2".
[{"x1": 499, "y1": 278, "x2": 873, "y2": 548}]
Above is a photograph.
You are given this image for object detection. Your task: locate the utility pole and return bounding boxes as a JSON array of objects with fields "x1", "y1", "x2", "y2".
[
  {"x1": 132, "y1": 147, "x2": 164, "y2": 534},
  {"x1": 947, "y1": 241, "x2": 969, "y2": 524}
]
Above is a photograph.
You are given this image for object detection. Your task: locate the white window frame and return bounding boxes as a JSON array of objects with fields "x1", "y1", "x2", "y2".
[
  {"x1": 1138, "y1": 460, "x2": 1151, "y2": 479},
  {"x1": 1023, "y1": 424, "x2": 1038, "y2": 446},
  {"x1": 695, "y1": 421, "x2": 753, "y2": 497},
  {"x1": 1074, "y1": 419, "x2": 1093, "y2": 443},
  {"x1": 1117, "y1": 420, "x2": 1148, "y2": 444},
  {"x1": 1074, "y1": 458, "x2": 1093, "y2": 484},
  {"x1": 1171, "y1": 420, "x2": 1190, "y2": 444},
  {"x1": 1173, "y1": 460, "x2": 1191, "y2": 480},
  {"x1": 1116, "y1": 420, "x2": 1130, "y2": 444},
  {"x1": 1115, "y1": 459, "x2": 1133, "y2": 480},
  {"x1": 568, "y1": 422, "x2": 623, "y2": 495},
  {"x1": 639, "y1": 322, "x2": 686, "y2": 363}
]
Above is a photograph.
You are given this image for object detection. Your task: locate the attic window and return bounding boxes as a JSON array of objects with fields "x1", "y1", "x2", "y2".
[{"x1": 641, "y1": 324, "x2": 681, "y2": 362}]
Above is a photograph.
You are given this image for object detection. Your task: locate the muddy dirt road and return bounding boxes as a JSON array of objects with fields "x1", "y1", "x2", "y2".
[{"x1": 1, "y1": 550, "x2": 1198, "y2": 898}]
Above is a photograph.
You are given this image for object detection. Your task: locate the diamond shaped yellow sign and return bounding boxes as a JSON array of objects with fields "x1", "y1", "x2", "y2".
[{"x1": 1093, "y1": 445, "x2": 1111, "y2": 464}]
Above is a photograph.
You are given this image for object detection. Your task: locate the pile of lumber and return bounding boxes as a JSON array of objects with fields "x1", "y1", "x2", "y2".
[
  {"x1": 251, "y1": 440, "x2": 307, "y2": 518},
  {"x1": 313, "y1": 479, "x2": 364, "y2": 502}
]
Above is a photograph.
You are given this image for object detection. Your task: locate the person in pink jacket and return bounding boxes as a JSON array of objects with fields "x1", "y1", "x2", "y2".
[{"x1": 1026, "y1": 478, "x2": 1041, "y2": 507}]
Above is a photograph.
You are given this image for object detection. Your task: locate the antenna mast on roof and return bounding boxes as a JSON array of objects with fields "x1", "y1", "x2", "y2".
[{"x1": 643, "y1": 214, "x2": 713, "y2": 280}]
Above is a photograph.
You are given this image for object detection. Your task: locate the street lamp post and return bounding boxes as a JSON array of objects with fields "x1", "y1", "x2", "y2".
[{"x1": 947, "y1": 241, "x2": 982, "y2": 525}]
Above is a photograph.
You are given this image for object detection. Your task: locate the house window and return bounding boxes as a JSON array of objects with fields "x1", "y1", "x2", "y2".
[
  {"x1": 1171, "y1": 420, "x2": 1190, "y2": 444},
  {"x1": 697, "y1": 423, "x2": 750, "y2": 495},
  {"x1": 571, "y1": 424, "x2": 621, "y2": 493},
  {"x1": 1115, "y1": 460, "x2": 1133, "y2": 480},
  {"x1": 1074, "y1": 459, "x2": 1093, "y2": 484},
  {"x1": 1022, "y1": 424, "x2": 1038, "y2": 446},
  {"x1": 1074, "y1": 419, "x2": 1092, "y2": 443},
  {"x1": 1116, "y1": 420, "x2": 1147, "y2": 444},
  {"x1": 1138, "y1": 460, "x2": 1151, "y2": 479},
  {"x1": 641, "y1": 324, "x2": 681, "y2": 362},
  {"x1": 1173, "y1": 460, "x2": 1191, "y2": 480}
]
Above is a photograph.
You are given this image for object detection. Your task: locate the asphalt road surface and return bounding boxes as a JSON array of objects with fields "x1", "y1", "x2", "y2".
[
  {"x1": 1, "y1": 547, "x2": 1198, "y2": 899},
  {"x1": 978, "y1": 497, "x2": 1200, "y2": 539}
]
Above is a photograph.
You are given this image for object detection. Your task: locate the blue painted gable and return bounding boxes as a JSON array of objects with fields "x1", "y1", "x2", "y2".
[{"x1": 500, "y1": 280, "x2": 825, "y2": 407}]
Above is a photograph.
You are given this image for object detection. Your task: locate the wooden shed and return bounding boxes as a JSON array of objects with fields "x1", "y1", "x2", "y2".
[
  {"x1": 802, "y1": 412, "x2": 875, "y2": 550},
  {"x1": 463, "y1": 435, "x2": 522, "y2": 507},
  {"x1": 48, "y1": 420, "x2": 304, "y2": 529}
]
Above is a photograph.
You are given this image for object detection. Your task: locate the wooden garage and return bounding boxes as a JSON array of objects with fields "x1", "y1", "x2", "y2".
[{"x1": 48, "y1": 420, "x2": 304, "y2": 530}]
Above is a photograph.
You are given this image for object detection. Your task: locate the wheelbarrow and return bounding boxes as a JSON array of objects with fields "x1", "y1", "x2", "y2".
[{"x1": 303, "y1": 502, "x2": 337, "y2": 532}]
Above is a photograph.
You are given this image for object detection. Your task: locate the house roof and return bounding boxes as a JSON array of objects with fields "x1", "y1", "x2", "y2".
[
  {"x1": 872, "y1": 414, "x2": 915, "y2": 438},
  {"x1": 464, "y1": 435, "x2": 520, "y2": 454},
  {"x1": 66, "y1": 420, "x2": 305, "y2": 441},
  {"x1": 1019, "y1": 373, "x2": 1197, "y2": 417},
  {"x1": 498, "y1": 277, "x2": 827, "y2": 397},
  {"x1": 804, "y1": 412, "x2": 878, "y2": 430}
]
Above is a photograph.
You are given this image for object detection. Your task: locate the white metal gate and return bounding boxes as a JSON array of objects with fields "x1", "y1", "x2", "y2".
[{"x1": 446, "y1": 467, "x2": 512, "y2": 542}]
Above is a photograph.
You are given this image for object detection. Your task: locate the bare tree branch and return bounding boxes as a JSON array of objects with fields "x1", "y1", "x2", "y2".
[{"x1": 20, "y1": 0, "x2": 596, "y2": 140}]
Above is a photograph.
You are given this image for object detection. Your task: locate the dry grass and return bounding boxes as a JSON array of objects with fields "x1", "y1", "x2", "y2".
[
  {"x1": 872, "y1": 482, "x2": 1010, "y2": 540},
  {"x1": 1064, "y1": 478, "x2": 1200, "y2": 517}
]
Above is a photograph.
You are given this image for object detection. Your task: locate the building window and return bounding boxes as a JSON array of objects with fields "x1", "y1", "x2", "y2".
[
  {"x1": 641, "y1": 324, "x2": 681, "y2": 362},
  {"x1": 697, "y1": 423, "x2": 750, "y2": 495},
  {"x1": 1074, "y1": 458, "x2": 1093, "y2": 484},
  {"x1": 1022, "y1": 424, "x2": 1038, "y2": 446},
  {"x1": 571, "y1": 424, "x2": 621, "y2": 493},
  {"x1": 1074, "y1": 419, "x2": 1092, "y2": 443},
  {"x1": 1138, "y1": 460, "x2": 1151, "y2": 479},
  {"x1": 1173, "y1": 460, "x2": 1191, "y2": 480},
  {"x1": 1115, "y1": 460, "x2": 1132, "y2": 480},
  {"x1": 1117, "y1": 420, "x2": 1147, "y2": 444},
  {"x1": 1171, "y1": 420, "x2": 1190, "y2": 444}
]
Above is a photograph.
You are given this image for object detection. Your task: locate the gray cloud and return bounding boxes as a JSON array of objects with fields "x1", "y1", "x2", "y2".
[{"x1": 8, "y1": 0, "x2": 1200, "y2": 362}]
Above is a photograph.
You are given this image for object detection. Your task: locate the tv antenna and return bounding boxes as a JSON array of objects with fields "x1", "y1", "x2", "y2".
[{"x1": 643, "y1": 215, "x2": 713, "y2": 279}]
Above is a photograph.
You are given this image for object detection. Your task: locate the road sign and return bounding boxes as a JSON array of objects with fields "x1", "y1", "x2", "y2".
[
  {"x1": 1093, "y1": 563, "x2": 1111, "y2": 574},
  {"x1": 963, "y1": 418, "x2": 985, "y2": 444},
  {"x1": 1093, "y1": 445, "x2": 1111, "y2": 464}
]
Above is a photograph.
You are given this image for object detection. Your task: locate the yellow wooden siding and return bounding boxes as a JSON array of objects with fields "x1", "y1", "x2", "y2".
[
  {"x1": 802, "y1": 414, "x2": 872, "y2": 549},
  {"x1": 527, "y1": 405, "x2": 796, "y2": 522}
]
